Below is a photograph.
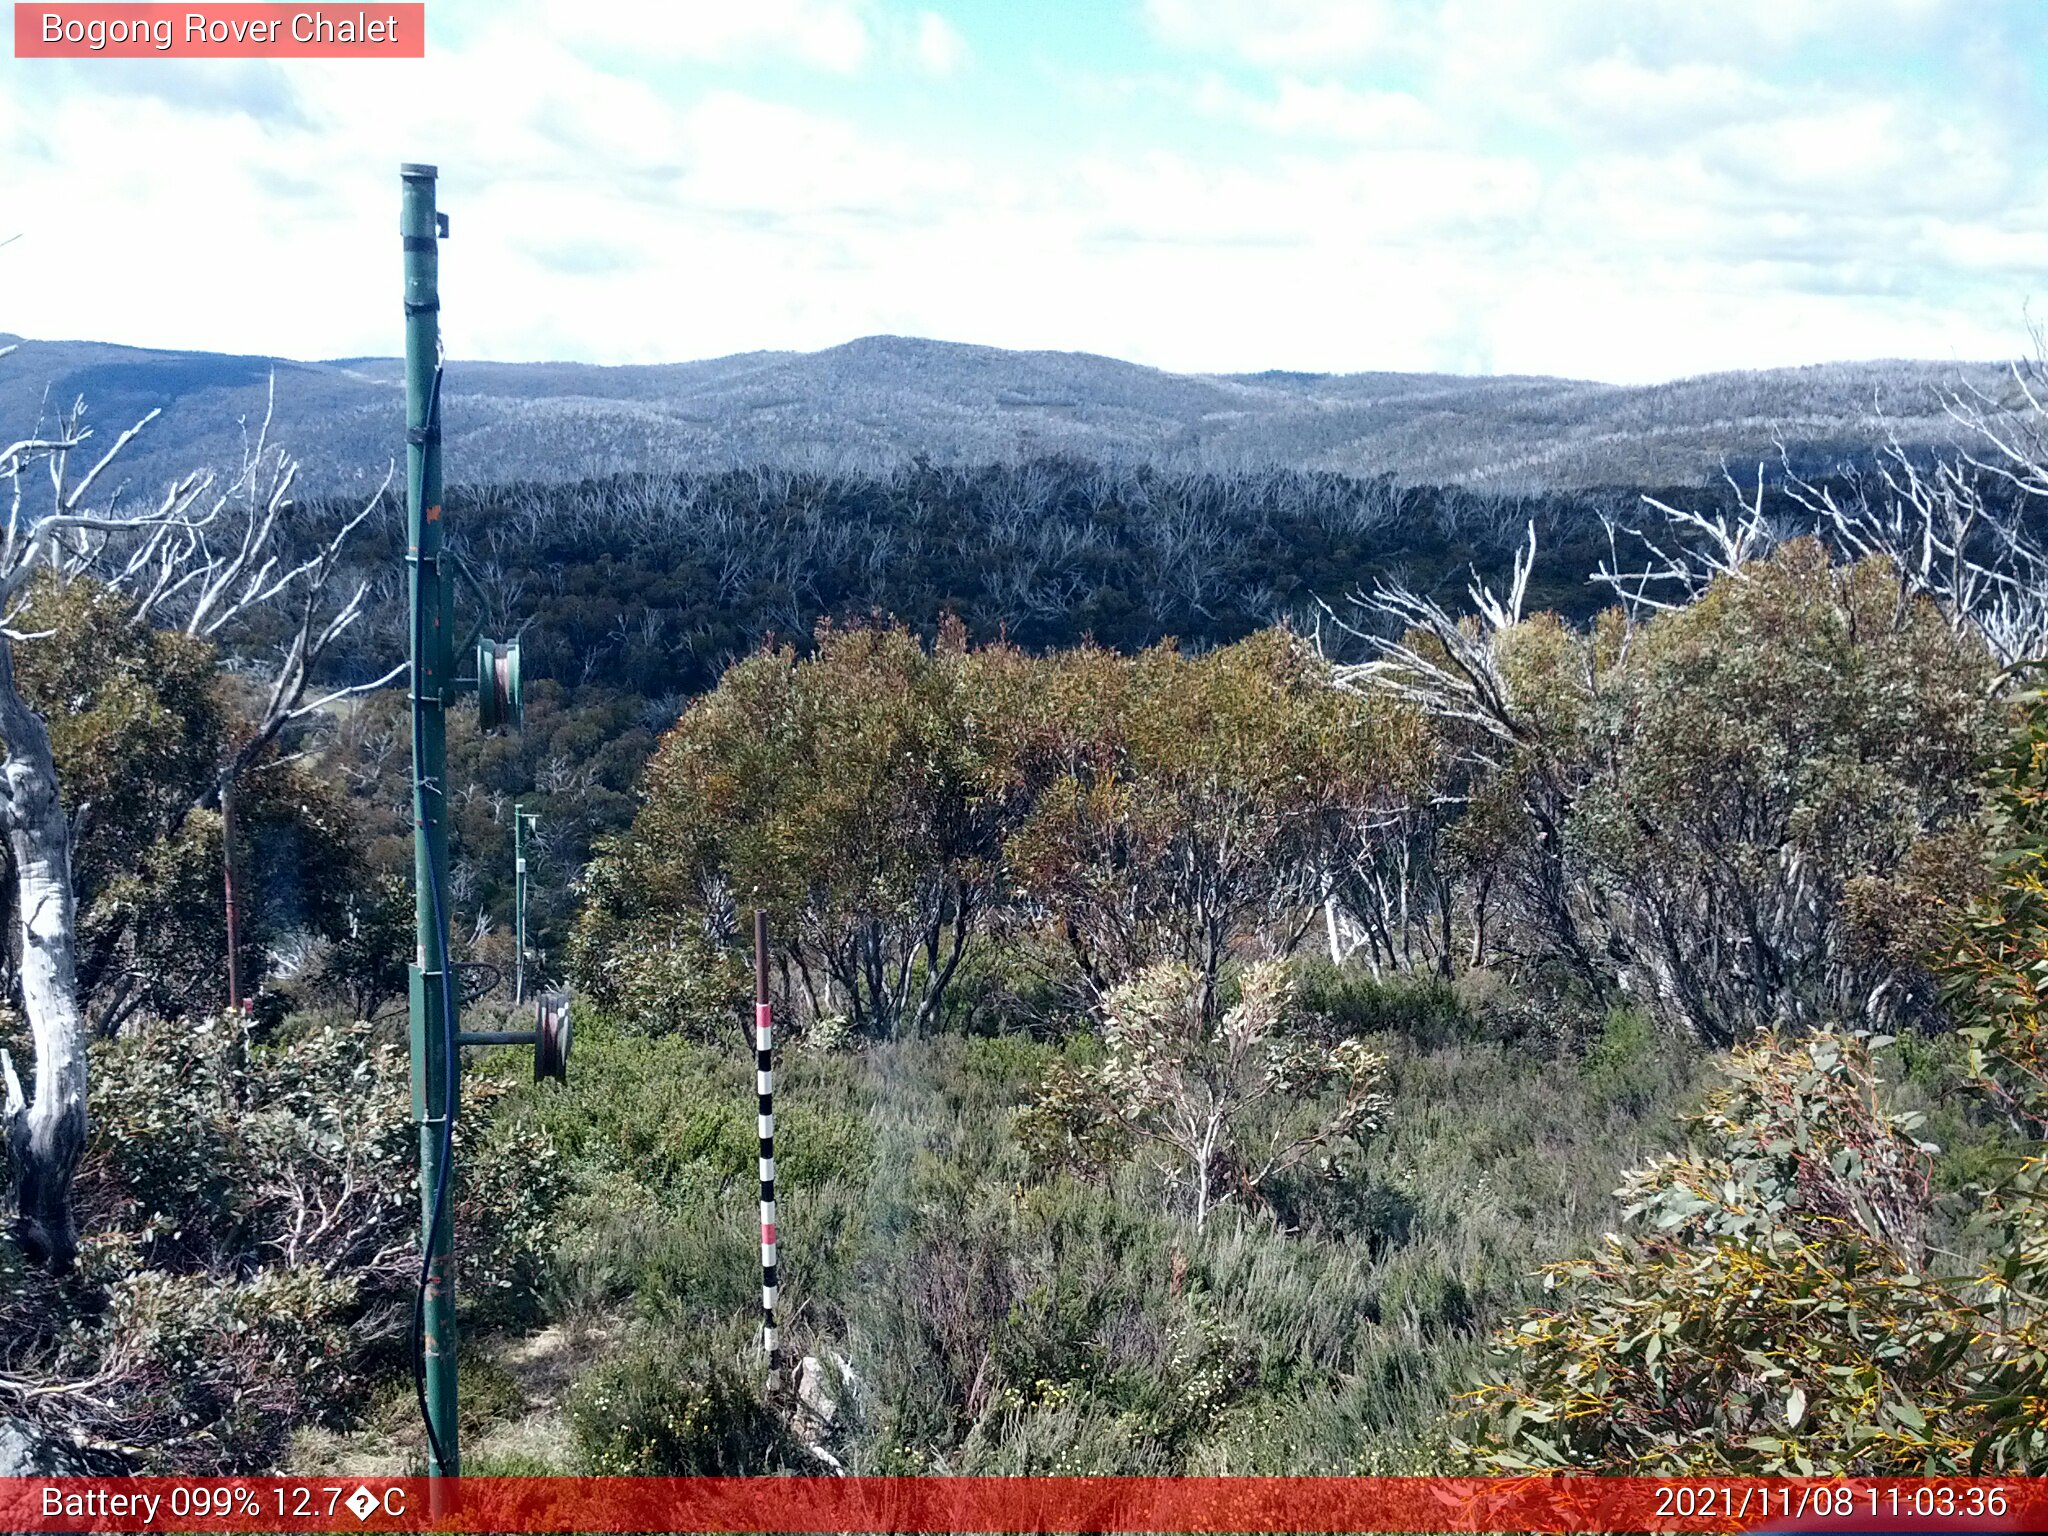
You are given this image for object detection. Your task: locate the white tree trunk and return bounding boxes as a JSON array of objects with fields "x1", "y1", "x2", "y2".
[{"x1": 0, "y1": 638, "x2": 86, "y2": 1272}]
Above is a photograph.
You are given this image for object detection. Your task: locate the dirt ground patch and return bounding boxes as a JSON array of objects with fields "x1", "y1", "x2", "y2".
[{"x1": 288, "y1": 1314, "x2": 627, "y2": 1477}]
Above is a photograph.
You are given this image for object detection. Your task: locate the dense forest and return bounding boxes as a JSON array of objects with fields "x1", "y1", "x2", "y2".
[
  {"x1": 9, "y1": 428, "x2": 2048, "y2": 1478},
  {"x1": 296, "y1": 459, "x2": 1773, "y2": 973}
]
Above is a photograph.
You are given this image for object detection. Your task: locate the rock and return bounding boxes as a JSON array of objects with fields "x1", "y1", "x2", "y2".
[
  {"x1": 795, "y1": 1355, "x2": 837, "y2": 1427},
  {"x1": 0, "y1": 1418, "x2": 94, "y2": 1477}
]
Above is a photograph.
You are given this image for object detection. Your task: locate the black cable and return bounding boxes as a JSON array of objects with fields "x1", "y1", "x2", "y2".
[{"x1": 408, "y1": 357, "x2": 458, "y2": 1477}]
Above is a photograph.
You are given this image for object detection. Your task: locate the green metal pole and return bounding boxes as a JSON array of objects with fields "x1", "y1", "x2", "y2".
[{"x1": 402, "y1": 161, "x2": 459, "y2": 1479}]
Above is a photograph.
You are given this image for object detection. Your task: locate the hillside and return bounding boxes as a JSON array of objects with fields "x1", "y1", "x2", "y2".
[{"x1": 0, "y1": 332, "x2": 2017, "y2": 495}]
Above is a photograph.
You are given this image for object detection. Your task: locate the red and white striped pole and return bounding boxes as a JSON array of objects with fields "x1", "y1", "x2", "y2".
[{"x1": 754, "y1": 909, "x2": 779, "y2": 1385}]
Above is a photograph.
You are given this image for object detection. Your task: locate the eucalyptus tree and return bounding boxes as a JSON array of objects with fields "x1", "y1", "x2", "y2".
[
  {"x1": 1019, "y1": 959, "x2": 1390, "y2": 1231},
  {"x1": 575, "y1": 617, "x2": 1035, "y2": 1040},
  {"x1": 1326, "y1": 420, "x2": 2024, "y2": 1042},
  {"x1": 1004, "y1": 627, "x2": 1413, "y2": 1016},
  {"x1": 0, "y1": 367, "x2": 396, "y2": 1271}
]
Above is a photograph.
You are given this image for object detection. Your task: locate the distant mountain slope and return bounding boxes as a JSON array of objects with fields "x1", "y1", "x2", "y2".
[{"x1": 0, "y1": 331, "x2": 2018, "y2": 495}]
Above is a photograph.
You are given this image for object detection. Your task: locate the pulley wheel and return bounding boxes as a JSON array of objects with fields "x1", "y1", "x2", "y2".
[
  {"x1": 535, "y1": 990, "x2": 571, "y2": 1084},
  {"x1": 477, "y1": 636, "x2": 523, "y2": 731}
]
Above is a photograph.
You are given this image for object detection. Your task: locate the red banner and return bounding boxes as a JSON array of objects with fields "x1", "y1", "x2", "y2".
[
  {"x1": 13, "y1": 4, "x2": 425, "y2": 58},
  {"x1": 1, "y1": 1476, "x2": 2044, "y2": 1533}
]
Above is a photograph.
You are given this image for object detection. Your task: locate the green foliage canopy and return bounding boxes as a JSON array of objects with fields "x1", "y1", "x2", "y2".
[
  {"x1": 11, "y1": 575, "x2": 369, "y2": 1027},
  {"x1": 575, "y1": 623, "x2": 1430, "y2": 1039}
]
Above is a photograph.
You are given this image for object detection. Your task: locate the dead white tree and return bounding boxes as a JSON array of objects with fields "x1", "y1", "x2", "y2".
[
  {"x1": 1312, "y1": 524, "x2": 1613, "y2": 993},
  {"x1": 0, "y1": 372, "x2": 398, "y2": 1269},
  {"x1": 1596, "y1": 371, "x2": 2048, "y2": 671},
  {"x1": 1316, "y1": 521, "x2": 1540, "y2": 766}
]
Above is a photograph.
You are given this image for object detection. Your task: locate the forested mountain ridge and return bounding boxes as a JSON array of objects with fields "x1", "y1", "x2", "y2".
[{"x1": 0, "y1": 330, "x2": 2017, "y2": 495}]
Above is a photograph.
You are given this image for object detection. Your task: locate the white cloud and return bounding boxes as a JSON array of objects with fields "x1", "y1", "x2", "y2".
[
  {"x1": 1192, "y1": 77, "x2": 1436, "y2": 143},
  {"x1": 1144, "y1": 0, "x2": 1409, "y2": 67},
  {"x1": 910, "y1": 11, "x2": 967, "y2": 76},
  {"x1": 1563, "y1": 56, "x2": 1771, "y2": 139},
  {"x1": 1147, "y1": 0, "x2": 1971, "y2": 72},
  {"x1": 0, "y1": 0, "x2": 2038, "y2": 387},
  {"x1": 547, "y1": 0, "x2": 872, "y2": 72},
  {"x1": 672, "y1": 91, "x2": 974, "y2": 218},
  {"x1": 1695, "y1": 101, "x2": 2014, "y2": 216}
]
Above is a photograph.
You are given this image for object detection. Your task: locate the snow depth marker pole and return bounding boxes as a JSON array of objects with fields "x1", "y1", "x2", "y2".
[
  {"x1": 513, "y1": 803, "x2": 538, "y2": 1003},
  {"x1": 756, "y1": 908, "x2": 780, "y2": 1388},
  {"x1": 222, "y1": 778, "x2": 243, "y2": 1013}
]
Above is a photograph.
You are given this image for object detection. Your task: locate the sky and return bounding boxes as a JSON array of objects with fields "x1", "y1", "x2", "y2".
[{"x1": 2, "y1": 0, "x2": 2045, "y2": 383}]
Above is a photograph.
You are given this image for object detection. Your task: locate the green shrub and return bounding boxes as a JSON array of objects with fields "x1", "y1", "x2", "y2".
[
  {"x1": 547, "y1": 1181, "x2": 759, "y2": 1322},
  {"x1": 950, "y1": 1400, "x2": 1169, "y2": 1474},
  {"x1": 933, "y1": 934, "x2": 1081, "y2": 1038},
  {"x1": 1460, "y1": 1031, "x2": 1980, "y2": 1472},
  {"x1": 494, "y1": 955, "x2": 1710, "y2": 1477},
  {"x1": 566, "y1": 894, "x2": 747, "y2": 1040},
  {"x1": 1019, "y1": 961, "x2": 1389, "y2": 1230},
  {"x1": 1189, "y1": 1385, "x2": 1454, "y2": 1474},
  {"x1": 1579, "y1": 1005, "x2": 1679, "y2": 1114},
  {"x1": 566, "y1": 1328, "x2": 801, "y2": 1474},
  {"x1": 1375, "y1": 1258, "x2": 1474, "y2": 1333},
  {"x1": 458, "y1": 1350, "x2": 531, "y2": 1439},
  {"x1": 0, "y1": 1012, "x2": 560, "y2": 1471},
  {"x1": 960, "y1": 1033, "x2": 1059, "y2": 1089},
  {"x1": 513, "y1": 1022, "x2": 873, "y2": 1194},
  {"x1": 1293, "y1": 957, "x2": 1471, "y2": 1044},
  {"x1": 1286, "y1": 1177, "x2": 1418, "y2": 1251},
  {"x1": 319, "y1": 871, "x2": 413, "y2": 1021},
  {"x1": 1874, "y1": 1029, "x2": 2015, "y2": 1213}
]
